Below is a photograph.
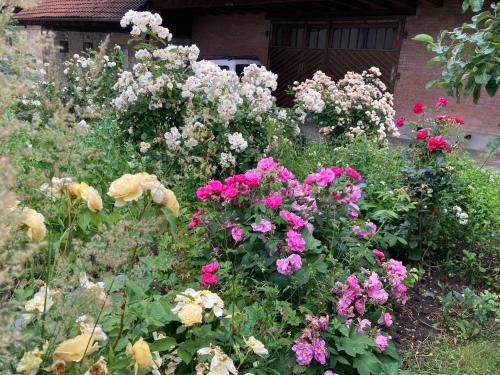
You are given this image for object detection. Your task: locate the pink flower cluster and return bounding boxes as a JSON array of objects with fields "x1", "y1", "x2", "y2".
[
  {"x1": 352, "y1": 221, "x2": 377, "y2": 239},
  {"x1": 292, "y1": 315, "x2": 329, "y2": 366},
  {"x1": 193, "y1": 157, "x2": 368, "y2": 277},
  {"x1": 200, "y1": 262, "x2": 219, "y2": 288},
  {"x1": 386, "y1": 259, "x2": 408, "y2": 304},
  {"x1": 276, "y1": 254, "x2": 302, "y2": 275}
]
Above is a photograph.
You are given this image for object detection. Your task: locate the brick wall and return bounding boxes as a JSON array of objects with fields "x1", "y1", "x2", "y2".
[
  {"x1": 191, "y1": 13, "x2": 269, "y2": 63},
  {"x1": 50, "y1": 30, "x2": 133, "y2": 67},
  {"x1": 395, "y1": 0, "x2": 500, "y2": 135}
]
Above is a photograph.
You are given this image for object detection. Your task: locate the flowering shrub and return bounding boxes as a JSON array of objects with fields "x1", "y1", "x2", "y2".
[
  {"x1": 397, "y1": 98, "x2": 466, "y2": 260},
  {"x1": 292, "y1": 68, "x2": 399, "y2": 141},
  {"x1": 112, "y1": 11, "x2": 299, "y2": 179}
]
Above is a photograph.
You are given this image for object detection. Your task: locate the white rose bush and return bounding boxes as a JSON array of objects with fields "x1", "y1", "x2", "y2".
[{"x1": 112, "y1": 11, "x2": 299, "y2": 180}]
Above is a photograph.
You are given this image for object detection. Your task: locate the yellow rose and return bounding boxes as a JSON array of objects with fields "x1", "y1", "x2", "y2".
[
  {"x1": 150, "y1": 185, "x2": 179, "y2": 216},
  {"x1": 80, "y1": 185, "x2": 103, "y2": 212},
  {"x1": 160, "y1": 188, "x2": 179, "y2": 217},
  {"x1": 177, "y1": 303, "x2": 203, "y2": 326},
  {"x1": 126, "y1": 337, "x2": 153, "y2": 370},
  {"x1": 137, "y1": 172, "x2": 159, "y2": 191},
  {"x1": 20, "y1": 208, "x2": 47, "y2": 242},
  {"x1": 53, "y1": 333, "x2": 98, "y2": 364},
  {"x1": 107, "y1": 174, "x2": 143, "y2": 206},
  {"x1": 67, "y1": 182, "x2": 86, "y2": 198}
]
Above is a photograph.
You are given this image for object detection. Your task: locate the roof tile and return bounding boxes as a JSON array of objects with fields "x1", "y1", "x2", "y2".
[{"x1": 14, "y1": 0, "x2": 148, "y2": 21}]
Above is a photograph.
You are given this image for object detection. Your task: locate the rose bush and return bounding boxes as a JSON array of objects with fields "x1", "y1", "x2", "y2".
[
  {"x1": 292, "y1": 68, "x2": 399, "y2": 142},
  {"x1": 112, "y1": 11, "x2": 299, "y2": 181}
]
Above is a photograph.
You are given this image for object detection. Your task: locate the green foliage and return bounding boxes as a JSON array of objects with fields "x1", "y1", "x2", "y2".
[
  {"x1": 440, "y1": 288, "x2": 499, "y2": 340},
  {"x1": 414, "y1": 1, "x2": 500, "y2": 103}
]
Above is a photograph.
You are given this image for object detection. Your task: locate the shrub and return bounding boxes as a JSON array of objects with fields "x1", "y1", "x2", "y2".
[
  {"x1": 112, "y1": 11, "x2": 299, "y2": 181},
  {"x1": 292, "y1": 68, "x2": 399, "y2": 142}
]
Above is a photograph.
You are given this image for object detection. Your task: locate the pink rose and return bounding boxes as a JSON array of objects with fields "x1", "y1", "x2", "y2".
[
  {"x1": 286, "y1": 230, "x2": 305, "y2": 252},
  {"x1": 200, "y1": 272, "x2": 218, "y2": 287},
  {"x1": 378, "y1": 312, "x2": 393, "y2": 327},
  {"x1": 201, "y1": 262, "x2": 219, "y2": 273},
  {"x1": 373, "y1": 249, "x2": 385, "y2": 261},
  {"x1": 375, "y1": 333, "x2": 389, "y2": 352},
  {"x1": 231, "y1": 226, "x2": 244, "y2": 242},
  {"x1": 265, "y1": 193, "x2": 282, "y2": 208}
]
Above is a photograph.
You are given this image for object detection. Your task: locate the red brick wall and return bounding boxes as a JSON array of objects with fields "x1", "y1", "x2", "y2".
[
  {"x1": 395, "y1": 0, "x2": 500, "y2": 135},
  {"x1": 192, "y1": 13, "x2": 269, "y2": 64}
]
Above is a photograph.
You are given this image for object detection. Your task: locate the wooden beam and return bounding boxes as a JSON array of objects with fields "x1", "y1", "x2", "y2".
[{"x1": 420, "y1": 0, "x2": 443, "y2": 7}]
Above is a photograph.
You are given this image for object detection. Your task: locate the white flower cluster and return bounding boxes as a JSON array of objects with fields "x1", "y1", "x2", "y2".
[
  {"x1": 452, "y1": 206, "x2": 469, "y2": 225},
  {"x1": 227, "y1": 132, "x2": 248, "y2": 152},
  {"x1": 120, "y1": 10, "x2": 172, "y2": 40},
  {"x1": 113, "y1": 11, "x2": 298, "y2": 176},
  {"x1": 293, "y1": 67, "x2": 397, "y2": 140}
]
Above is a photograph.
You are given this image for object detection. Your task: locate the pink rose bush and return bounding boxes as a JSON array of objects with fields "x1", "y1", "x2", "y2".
[
  {"x1": 186, "y1": 156, "x2": 413, "y2": 374},
  {"x1": 191, "y1": 157, "x2": 374, "y2": 278}
]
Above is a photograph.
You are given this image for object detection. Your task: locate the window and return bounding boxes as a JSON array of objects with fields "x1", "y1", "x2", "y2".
[
  {"x1": 273, "y1": 25, "x2": 305, "y2": 48},
  {"x1": 83, "y1": 41, "x2": 93, "y2": 50},
  {"x1": 308, "y1": 27, "x2": 327, "y2": 49},
  {"x1": 219, "y1": 65, "x2": 230, "y2": 70},
  {"x1": 59, "y1": 40, "x2": 69, "y2": 53},
  {"x1": 331, "y1": 26, "x2": 396, "y2": 50}
]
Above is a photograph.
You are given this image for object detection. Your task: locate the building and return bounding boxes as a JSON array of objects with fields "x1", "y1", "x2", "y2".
[{"x1": 14, "y1": 0, "x2": 500, "y2": 142}]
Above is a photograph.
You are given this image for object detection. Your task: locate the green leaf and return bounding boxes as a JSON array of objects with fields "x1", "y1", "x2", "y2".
[
  {"x1": 149, "y1": 337, "x2": 176, "y2": 352},
  {"x1": 469, "y1": 0, "x2": 484, "y2": 12},
  {"x1": 485, "y1": 137, "x2": 500, "y2": 156},
  {"x1": 352, "y1": 352, "x2": 382, "y2": 375},
  {"x1": 413, "y1": 34, "x2": 434, "y2": 43},
  {"x1": 77, "y1": 211, "x2": 91, "y2": 231},
  {"x1": 161, "y1": 207, "x2": 177, "y2": 240},
  {"x1": 336, "y1": 333, "x2": 374, "y2": 357},
  {"x1": 485, "y1": 79, "x2": 498, "y2": 97},
  {"x1": 474, "y1": 71, "x2": 491, "y2": 84}
]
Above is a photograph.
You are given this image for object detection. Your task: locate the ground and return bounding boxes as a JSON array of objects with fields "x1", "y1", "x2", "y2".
[{"x1": 393, "y1": 268, "x2": 499, "y2": 374}]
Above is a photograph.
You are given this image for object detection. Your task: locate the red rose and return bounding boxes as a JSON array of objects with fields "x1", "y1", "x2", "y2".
[
  {"x1": 395, "y1": 117, "x2": 405, "y2": 128},
  {"x1": 412, "y1": 102, "x2": 425, "y2": 114},
  {"x1": 416, "y1": 129, "x2": 428, "y2": 140},
  {"x1": 435, "y1": 97, "x2": 448, "y2": 107},
  {"x1": 427, "y1": 136, "x2": 448, "y2": 151},
  {"x1": 453, "y1": 115, "x2": 464, "y2": 124}
]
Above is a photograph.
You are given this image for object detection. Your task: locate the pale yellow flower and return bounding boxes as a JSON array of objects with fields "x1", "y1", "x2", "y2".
[
  {"x1": 80, "y1": 184, "x2": 103, "y2": 212},
  {"x1": 53, "y1": 333, "x2": 99, "y2": 364},
  {"x1": 16, "y1": 342, "x2": 48, "y2": 375},
  {"x1": 67, "y1": 182, "x2": 86, "y2": 198},
  {"x1": 197, "y1": 345, "x2": 237, "y2": 375},
  {"x1": 76, "y1": 315, "x2": 107, "y2": 341},
  {"x1": 24, "y1": 285, "x2": 57, "y2": 313},
  {"x1": 177, "y1": 303, "x2": 203, "y2": 326},
  {"x1": 107, "y1": 173, "x2": 143, "y2": 206},
  {"x1": 20, "y1": 208, "x2": 47, "y2": 242},
  {"x1": 245, "y1": 336, "x2": 268, "y2": 356},
  {"x1": 127, "y1": 337, "x2": 154, "y2": 370}
]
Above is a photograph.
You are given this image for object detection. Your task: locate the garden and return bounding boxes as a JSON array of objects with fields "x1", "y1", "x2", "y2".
[{"x1": 1, "y1": 1, "x2": 499, "y2": 375}]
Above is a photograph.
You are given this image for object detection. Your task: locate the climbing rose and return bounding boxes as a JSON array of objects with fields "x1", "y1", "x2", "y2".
[
  {"x1": 416, "y1": 129, "x2": 428, "y2": 140},
  {"x1": 251, "y1": 219, "x2": 274, "y2": 233},
  {"x1": 412, "y1": 102, "x2": 425, "y2": 114},
  {"x1": 373, "y1": 249, "x2": 385, "y2": 261}
]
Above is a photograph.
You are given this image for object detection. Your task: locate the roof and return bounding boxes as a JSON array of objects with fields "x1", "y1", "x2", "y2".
[{"x1": 14, "y1": 0, "x2": 148, "y2": 22}]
